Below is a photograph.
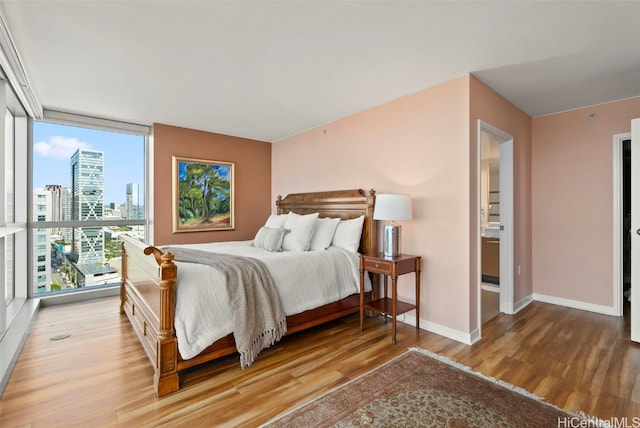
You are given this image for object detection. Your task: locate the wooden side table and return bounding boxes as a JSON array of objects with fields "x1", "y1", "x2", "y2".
[{"x1": 359, "y1": 253, "x2": 421, "y2": 344}]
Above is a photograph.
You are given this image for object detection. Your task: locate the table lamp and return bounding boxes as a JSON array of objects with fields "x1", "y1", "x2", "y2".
[{"x1": 373, "y1": 194, "x2": 412, "y2": 257}]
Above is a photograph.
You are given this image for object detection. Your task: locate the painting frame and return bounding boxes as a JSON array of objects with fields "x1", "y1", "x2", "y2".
[{"x1": 172, "y1": 156, "x2": 235, "y2": 233}]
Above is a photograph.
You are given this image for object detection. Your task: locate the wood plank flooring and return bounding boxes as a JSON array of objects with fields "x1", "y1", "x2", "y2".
[{"x1": 0, "y1": 296, "x2": 638, "y2": 427}]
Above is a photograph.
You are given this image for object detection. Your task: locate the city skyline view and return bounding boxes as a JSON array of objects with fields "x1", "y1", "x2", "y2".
[
  {"x1": 31, "y1": 120, "x2": 147, "y2": 294},
  {"x1": 33, "y1": 120, "x2": 145, "y2": 207}
]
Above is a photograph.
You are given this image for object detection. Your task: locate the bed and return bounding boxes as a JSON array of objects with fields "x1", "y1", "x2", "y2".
[{"x1": 119, "y1": 188, "x2": 377, "y2": 397}]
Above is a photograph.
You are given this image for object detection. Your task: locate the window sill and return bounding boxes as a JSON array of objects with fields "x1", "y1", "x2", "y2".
[{"x1": 39, "y1": 284, "x2": 120, "y2": 307}]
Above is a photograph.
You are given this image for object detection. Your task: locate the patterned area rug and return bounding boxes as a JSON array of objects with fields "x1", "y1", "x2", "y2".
[{"x1": 263, "y1": 348, "x2": 589, "y2": 428}]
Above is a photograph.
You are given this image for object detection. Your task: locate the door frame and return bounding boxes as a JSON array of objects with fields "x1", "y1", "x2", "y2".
[
  {"x1": 612, "y1": 132, "x2": 630, "y2": 317},
  {"x1": 477, "y1": 120, "x2": 515, "y2": 329},
  {"x1": 632, "y1": 118, "x2": 640, "y2": 342}
]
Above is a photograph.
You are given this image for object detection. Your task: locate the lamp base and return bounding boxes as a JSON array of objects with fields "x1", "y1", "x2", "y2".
[{"x1": 382, "y1": 224, "x2": 402, "y2": 258}]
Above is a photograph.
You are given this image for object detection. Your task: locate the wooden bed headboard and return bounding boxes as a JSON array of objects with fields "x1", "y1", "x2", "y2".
[{"x1": 275, "y1": 188, "x2": 376, "y2": 255}]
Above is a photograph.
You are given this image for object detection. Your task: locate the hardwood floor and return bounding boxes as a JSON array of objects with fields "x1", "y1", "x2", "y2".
[
  {"x1": 1, "y1": 296, "x2": 638, "y2": 427},
  {"x1": 481, "y1": 287, "x2": 500, "y2": 324}
]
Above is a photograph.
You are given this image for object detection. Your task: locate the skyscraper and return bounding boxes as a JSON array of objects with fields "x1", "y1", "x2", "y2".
[
  {"x1": 126, "y1": 182, "x2": 139, "y2": 220},
  {"x1": 44, "y1": 184, "x2": 62, "y2": 236},
  {"x1": 32, "y1": 190, "x2": 52, "y2": 293},
  {"x1": 44, "y1": 184, "x2": 62, "y2": 222},
  {"x1": 61, "y1": 187, "x2": 72, "y2": 244},
  {"x1": 70, "y1": 149, "x2": 104, "y2": 266}
]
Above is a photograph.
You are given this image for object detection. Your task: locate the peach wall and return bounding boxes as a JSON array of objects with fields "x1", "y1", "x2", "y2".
[
  {"x1": 153, "y1": 123, "x2": 271, "y2": 246},
  {"x1": 148, "y1": 80, "x2": 638, "y2": 340},
  {"x1": 273, "y1": 76, "x2": 473, "y2": 335},
  {"x1": 532, "y1": 97, "x2": 640, "y2": 307},
  {"x1": 469, "y1": 77, "x2": 533, "y2": 326}
]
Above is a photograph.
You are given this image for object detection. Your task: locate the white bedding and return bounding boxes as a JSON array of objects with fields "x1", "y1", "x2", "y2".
[{"x1": 171, "y1": 240, "x2": 366, "y2": 360}]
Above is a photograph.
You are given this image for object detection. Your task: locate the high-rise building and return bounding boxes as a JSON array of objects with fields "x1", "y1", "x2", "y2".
[
  {"x1": 44, "y1": 184, "x2": 62, "y2": 222},
  {"x1": 33, "y1": 190, "x2": 52, "y2": 293},
  {"x1": 44, "y1": 184, "x2": 63, "y2": 237},
  {"x1": 70, "y1": 149, "x2": 104, "y2": 267},
  {"x1": 126, "y1": 182, "x2": 139, "y2": 220},
  {"x1": 61, "y1": 187, "x2": 72, "y2": 244}
]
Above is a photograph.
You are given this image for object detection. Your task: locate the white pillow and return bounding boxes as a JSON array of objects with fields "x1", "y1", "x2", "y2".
[
  {"x1": 331, "y1": 215, "x2": 365, "y2": 253},
  {"x1": 282, "y1": 212, "x2": 319, "y2": 251},
  {"x1": 309, "y1": 217, "x2": 340, "y2": 251},
  {"x1": 253, "y1": 226, "x2": 286, "y2": 252},
  {"x1": 264, "y1": 214, "x2": 287, "y2": 229}
]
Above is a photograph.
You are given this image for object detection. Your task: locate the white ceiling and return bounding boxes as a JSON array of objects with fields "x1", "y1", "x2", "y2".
[{"x1": 1, "y1": 1, "x2": 638, "y2": 142}]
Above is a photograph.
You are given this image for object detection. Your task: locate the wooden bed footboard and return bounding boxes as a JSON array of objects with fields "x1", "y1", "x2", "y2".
[
  {"x1": 120, "y1": 234, "x2": 180, "y2": 396},
  {"x1": 120, "y1": 188, "x2": 376, "y2": 397}
]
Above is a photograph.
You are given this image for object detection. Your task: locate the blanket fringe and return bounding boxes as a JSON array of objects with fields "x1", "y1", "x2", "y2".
[{"x1": 240, "y1": 319, "x2": 288, "y2": 369}]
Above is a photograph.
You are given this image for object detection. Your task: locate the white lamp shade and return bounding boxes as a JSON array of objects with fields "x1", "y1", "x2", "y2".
[{"x1": 373, "y1": 194, "x2": 412, "y2": 221}]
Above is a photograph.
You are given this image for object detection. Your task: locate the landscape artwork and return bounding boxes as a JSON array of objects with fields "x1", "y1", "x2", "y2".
[{"x1": 172, "y1": 156, "x2": 234, "y2": 232}]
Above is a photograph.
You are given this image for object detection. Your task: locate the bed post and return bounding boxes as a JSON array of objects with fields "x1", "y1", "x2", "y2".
[
  {"x1": 155, "y1": 250, "x2": 180, "y2": 396},
  {"x1": 364, "y1": 189, "x2": 376, "y2": 255}
]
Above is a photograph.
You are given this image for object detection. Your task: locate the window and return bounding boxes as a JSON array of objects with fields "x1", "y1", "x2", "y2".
[
  {"x1": 0, "y1": 77, "x2": 28, "y2": 335},
  {"x1": 4, "y1": 235, "x2": 14, "y2": 302},
  {"x1": 31, "y1": 112, "x2": 148, "y2": 296}
]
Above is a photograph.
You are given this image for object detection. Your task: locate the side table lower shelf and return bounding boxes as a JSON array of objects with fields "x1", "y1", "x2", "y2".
[{"x1": 365, "y1": 298, "x2": 416, "y2": 317}]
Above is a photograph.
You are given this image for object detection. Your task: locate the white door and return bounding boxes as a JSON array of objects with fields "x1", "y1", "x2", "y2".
[{"x1": 631, "y1": 118, "x2": 640, "y2": 342}]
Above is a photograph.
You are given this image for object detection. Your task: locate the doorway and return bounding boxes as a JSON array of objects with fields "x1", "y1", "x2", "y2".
[
  {"x1": 480, "y1": 135, "x2": 500, "y2": 323},
  {"x1": 614, "y1": 133, "x2": 631, "y2": 319},
  {"x1": 623, "y1": 139, "x2": 631, "y2": 314},
  {"x1": 477, "y1": 120, "x2": 514, "y2": 332}
]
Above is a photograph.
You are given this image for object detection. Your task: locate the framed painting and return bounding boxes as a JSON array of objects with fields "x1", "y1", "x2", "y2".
[{"x1": 172, "y1": 156, "x2": 235, "y2": 233}]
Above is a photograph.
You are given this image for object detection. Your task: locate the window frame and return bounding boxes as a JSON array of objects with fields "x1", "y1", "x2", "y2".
[
  {"x1": 29, "y1": 110, "x2": 152, "y2": 299},
  {"x1": 0, "y1": 76, "x2": 28, "y2": 335}
]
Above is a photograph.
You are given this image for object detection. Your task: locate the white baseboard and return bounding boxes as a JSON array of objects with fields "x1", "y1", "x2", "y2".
[
  {"x1": 481, "y1": 283, "x2": 500, "y2": 293},
  {"x1": 507, "y1": 292, "x2": 613, "y2": 317},
  {"x1": 400, "y1": 312, "x2": 477, "y2": 345},
  {"x1": 532, "y1": 293, "x2": 617, "y2": 316},
  {"x1": 468, "y1": 327, "x2": 481, "y2": 344},
  {"x1": 392, "y1": 292, "x2": 617, "y2": 349},
  {"x1": 514, "y1": 294, "x2": 534, "y2": 313}
]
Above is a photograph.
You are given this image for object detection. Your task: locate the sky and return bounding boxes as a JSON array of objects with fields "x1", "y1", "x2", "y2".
[{"x1": 32, "y1": 121, "x2": 145, "y2": 206}]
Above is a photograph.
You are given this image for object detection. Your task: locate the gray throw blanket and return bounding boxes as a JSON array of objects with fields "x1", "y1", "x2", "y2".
[{"x1": 163, "y1": 246, "x2": 287, "y2": 368}]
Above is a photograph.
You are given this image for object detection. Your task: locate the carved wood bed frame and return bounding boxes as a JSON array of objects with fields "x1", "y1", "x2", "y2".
[{"x1": 119, "y1": 188, "x2": 376, "y2": 396}]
